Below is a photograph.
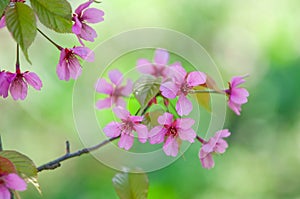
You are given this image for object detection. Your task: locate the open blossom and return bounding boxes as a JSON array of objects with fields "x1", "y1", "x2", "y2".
[
  {"x1": 136, "y1": 48, "x2": 175, "y2": 80},
  {"x1": 0, "y1": 70, "x2": 42, "y2": 100},
  {"x1": 95, "y1": 69, "x2": 132, "y2": 109},
  {"x1": 199, "y1": 129, "x2": 231, "y2": 169},
  {"x1": 149, "y1": 112, "x2": 196, "y2": 157},
  {"x1": 0, "y1": 173, "x2": 27, "y2": 199},
  {"x1": 57, "y1": 46, "x2": 94, "y2": 81},
  {"x1": 225, "y1": 76, "x2": 249, "y2": 115},
  {"x1": 103, "y1": 107, "x2": 148, "y2": 150},
  {"x1": 160, "y1": 64, "x2": 206, "y2": 116},
  {"x1": 72, "y1": 0, "x2": 104, "y2": 44}
]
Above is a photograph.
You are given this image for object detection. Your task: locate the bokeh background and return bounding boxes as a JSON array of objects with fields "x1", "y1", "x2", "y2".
[{"x1": 1, "y1": 0, "x2": 300, "y2": 198}]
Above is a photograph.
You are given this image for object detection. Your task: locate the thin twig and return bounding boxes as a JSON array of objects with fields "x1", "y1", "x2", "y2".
[
  {"x1": 37, "y1": 136, "x2": 120, "y2": 172},
  {"x1": 189, "y1": 90, "x2": 225, "y2": 94}
]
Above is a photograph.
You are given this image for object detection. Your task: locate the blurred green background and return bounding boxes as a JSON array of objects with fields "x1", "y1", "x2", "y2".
[{"x1": 1, "y1": 0, "x2": 300, "y2": 198}]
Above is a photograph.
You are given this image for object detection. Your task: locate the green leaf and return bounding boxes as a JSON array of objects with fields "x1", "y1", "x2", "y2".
[
  {"x1": 0, "y1": 150, "x2": 41, "y2": 194},
  {"x1": 5, "y1": 3, "x2": 37, "y2": 64},
  {"x1": 30, "y1": 0, "x2": 72, "y2": 33},
  {"x1": 0, "y1": 0, "x2": 9, "y2": 16},
  {"x1": 0, "y1": 156, "x2": 17, "y2": 174},
  {"x1": 133, "y1": 75, "x2": 161, "y2": 113},
  {"x1": 112, "y1": 169, "x2": 149, "y2": 199},
  {"x1": 194, "y1": 86, "x2": 211, "y2": 112}
]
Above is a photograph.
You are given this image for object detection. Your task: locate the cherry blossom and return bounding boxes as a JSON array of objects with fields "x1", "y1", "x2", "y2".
[
  {"x1": 0, "y1": 173, "x2": 27, "y2": 199},
  {"x1": 160, "y1": 64, "x2": 206, "y2": 116},
  {"x1": 72, "y1": 0, "x2": 104, "y2": 45},
  {"x1": 225, "y1": 76, "x2": 249, "y2": 115},
  {"x1": 199, "y1": 129, "x2": 231, "y2": 169},
  {"x1": 149, "y1": 112, "x2": 196, "y2": 156},
  {"x1": 103, "y1": 107, "x2": 148, "y2": 150},
  {"x1": 95, "y1": 70, "x2": 133, "y2": 109},
  {"x1": 57, "y1": 46, "x2": 94, "y2": 81}
]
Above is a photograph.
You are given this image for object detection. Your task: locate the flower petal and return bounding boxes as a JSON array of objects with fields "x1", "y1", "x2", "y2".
[
  {"x1": 118, "y1": 134, "x2": 134, "y2": 150},
  {"x1": 186, "y1": 71, "x2": 206, "y2": 87},
  {"x1": 72, "y1": 16, "x2": 82, "y2": 35},
  {"x1": 72, "y1": 46, "x2": 94, "y2": 62},
  {"x1": 82, "y1": 8, "x2": 104, "y2": 23},
  {"x1": 0, "y1": 16, "x2": 6, "y2": 29},
  {"x1": 113, "y1": 106, "x2": 130, "y2": 120},
  {"x1": 199, "y1": 150, "x2": 215, "y2": 169},
  {"x1": 116, "y1": 97, "x2": 126, "y2": 108},
  {"x1": 160, "y1": 81, "x2": 179, "y2": 99},
  {"x1": 231, "y1": 76, "x2": 246, "y2": 87},
  {"x1": 95, "y1": 78, "x2": 113, "y2": 94},
  {"x1": 163, "y1": 137, "x2": 178, "y2": 157},
  {"x1": 157, "y1": 112, "x2": 173, "y2": 126},
  {"x1": 230, "y1": 87, "x2": 249, "y2": 104},
  {"x1": 109, "y1": 69, "x2": 123, "y2": 85},
  {"x1": 10, "y1": 77, "x2": 28, "y2": 100},
  {"x1": 176, "y1": 118, "x2": 195, "y2": 130},
  {"x1": 134, "y1": 124, "x2": 148, "y2": 143},
  {"x1": 154, "y1": 48, "x2": 169, "y2": 65},
  {"x1": 176, "y1": 94, "x2": 193, "y2": 116},
  {"x1": 120, "y1": 79, "x2": 133, "y2": 96},
  {"x1": 178, "y1": 128, "x2": 196, "y2": 143},
  {"x1": 103, "y1": 122, "x2": 121, "y2": 138},
  {"x1": 96, "y1": 97, "x2": 112, "y2": 109},
  {"x1": 136, "y1": 59, "x2": 155, "y2": 75},
  {"x1": 168, "y1": 63, "x2": 186, "y2": 83},
  {"x1": 0, "y1": 185, "x2": 10, "y2": 199},
  {"x1": 67, "y1": 57, "x2": 82, "y2": 80},
  {"x1": 56, "y1": 61, "x2": 70, "y2": 81},
  {"x1": 149, "y1": 126, "x2": 167, "y2": 144},
  {"x1": 79, "y1": 23, "x2": 98, "y2": 42},
  {"x1": 75, "y1": 0, "x2": 93, "y2": 15},
  {"x1": 23, "y1": 72, "x2": 42, "y2": 91},
  {"x1": 228, "y1": 100, "x2": 241, "y2": 115},
  {"x1": 3, "y1": 173, "x2": 27, "y2": 191}
]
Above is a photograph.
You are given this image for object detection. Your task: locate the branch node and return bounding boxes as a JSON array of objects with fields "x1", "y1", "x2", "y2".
[{"x1": 65, "y1": 141, "x2": 70, "y2": 154}]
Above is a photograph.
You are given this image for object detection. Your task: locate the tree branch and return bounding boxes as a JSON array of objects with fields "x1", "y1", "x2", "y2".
[{"x1": 37, "y1": 136, "x2": 120, "y2": 172}]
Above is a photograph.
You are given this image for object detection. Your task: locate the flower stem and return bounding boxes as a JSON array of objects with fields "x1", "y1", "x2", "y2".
[
  {"x1": 15, "y1": 44, "x2": 20, "y2": 74},
  {"x1": 190, "y1": 90, "x2": 225, "y2": 94},
  {"x1": 37, "y1": 29, "x2": 63, "y2": 51},
  {"x1": 196, "y1": 135, "x2": 207, "y2": 144}
]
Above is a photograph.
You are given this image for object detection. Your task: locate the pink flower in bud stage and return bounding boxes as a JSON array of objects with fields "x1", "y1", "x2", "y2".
[
  {"x1": 225, "y1": 76, "x2": 249, "y2": 115},
  {"x1": 149, "y1": 112, "x2": 196, "y2": 157},
  {"x1": 136, "y1": 49, "x2": 176, "y2": 80},
  {"x1": 160, "y1": 64, "x2": 206, "y2": 116},
  {"x1": 57, "y1": 46, "x2": 94, "y2": 81},
  {"x1": 199, "y1": 129, "x2": 231, "y2": 169},
  {"x1": 72, "y1": 0, "x2": 104, "y2": 44},
  {"x1": 95, "y1": 69, "x2": 133, "y2": 109},
  {"x1": 0, "y1": 70, "x2": 42, "y2": 100},
  {"x1": 0, "y1": 173, "x2": 27, "y2": 199},
  {"x1": 103, "y1": 107, "x2": 148, "y2": 150}
]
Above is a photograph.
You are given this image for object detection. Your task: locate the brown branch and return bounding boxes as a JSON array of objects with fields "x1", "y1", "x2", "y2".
[{"x1": 37, "y1": 136, "x2": 120, "y2": 172}]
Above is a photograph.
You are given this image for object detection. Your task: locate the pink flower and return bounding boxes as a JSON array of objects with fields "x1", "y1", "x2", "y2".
[
  {"x1": 57, "y1": 46, "x2": 94, "y2": 81},
  {"x1": 160, "y1": 64, "x2": 206, "y2": 116},
  {"x1": 72, "y1": 0, "x2": 104, "y2": 44},
  {"x1": 0, "y1": 173, "x2": 27, "y2": 199},
  {"x1": 199, "y1": 129, "x2": 231, "y2": 169},
  {"x1": 136, "y1": 49, "x2": 175, "y2": 80},
  {"x1": 149, "y1": 112, "x2": 196, "y2": 157},
  {"x1": 225, "y1": 76, "x2": 249, "y2": 115},
  {"x1": 0, "y1": 16, "x2": 6, "y2": 29},
  {"x1": 103, "y1": 107, "x2": 148, "y2": 150},
  {"x1": 0, "y1": 70, "x2": 42, "y2": 100},
  {"x1": 95, "y1": 69, "x2": 133, "y2": 109}
]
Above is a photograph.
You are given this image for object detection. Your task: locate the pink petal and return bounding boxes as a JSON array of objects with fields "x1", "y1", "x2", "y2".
[
  {"x1": 75, "y1": 0, "x2": 93, "y2": 15},
  {"x1": 96, "y1": 97, "x2": 112, "y2": 109},
  {"x1": 113, "y1": 106, "x2": 130, "y2": 120},
  {"x1": 109, "y1": 69, "x2": 123, "y2": 85},
  {"x1": 231, "y1": 76, "x2": 246, "y2": 87},
  {"x1": 72, "y1": 16, "x2": 82, "y2": 35},
  {"x1": 3, "y1": 173, "x2": 27, "y2": 191},
  {"x1": 115, "y1": 97, "x2": 126, "y2": 108},
  {"x1": 176, "y1": 94, "x2": 193, "y2": 116},
  {"x1": 163, "y1": 136, "x2": 178, "y2": 157},
  {"x1": 10, "y1": 77, "x2": 28, "y2": 100},
  {"x1": 178, "y1": 128, "x2": 196, "y2": 143},
  {"x1": 154, "y1": 49, "x2": 169, "y2": 65},
  {"x1": 186, "y1": 71, "x2": 206, "y2": 87},
  {"x1": 82, "y1": 8, "x2": 104, "y2": 23},
  {"x1": 103, "y1": 122, "x2": 121, "y2": 138},
  {"x1": 67, "y1": 57, "x2": 82, "y2": 80},
  {"x1": 157, "y1": 112, "x2": 173, "y2": 126},
  {"x1": 215, "y1": 129, "x2": 231, "y2": 138},
  {"x1": 0, "y1": 72, "x2": 16, "y2": 98},
  {"x1": 95, "y1": 78, "x2": 113, "y2": 94},
  {"x1": 199, "y1": 150, "x2": 214, "y2": 169},
  {"x1": 134, "y1": 124, "x2": 148, "y2": 143},
  {"x1": 120, "y1": 79, "x2": 133, "y2": 96},
  {"x1": 72, "y1": 46, "x2": 94, "y2": 62},
  {"x1": 136, "y1": 59, "x2": 155, "y2": 75},
  {"x1": 176, "y1": 118, "x2": 195, "y2": 130},
  {"x1": 58, "y1": 49, "x2": 67, "y2": 67},
  {"x1": 23, "y1": 72, "x2": 42, "y2": 90},
  {"x1": 214, "y1": 139, "x2": 228, "y2": 154},
  {"x1": 230, "y1": 88, "x2": 249, "y2": 104},
  {"x1": 149, "y1": 126, "x2": 167, "y2": 144},
  {"x1": 130, "y1": 115, "x2": 143, "y2": 123},
  {"x1": 56, "y1": 61, "x2": 70, "y2": 81},
  {"x1": 168, "y1": 63, "x2": 186, "y2": 83},
  {"x1": 228, "y1": 100, "x2": 241, "y2": 115},
  {"x1": 0, "y1": 185, "x2": 10, "y2": 199},
  {"x1": 118, "y1": 134, "x2": 134, "y2": 150},
  {"x1": 201, "y1": 142, "x2": 215, "y2": 153},
  {"x1": 160, "y1": 81, "x2": 179, "y2": 99},
  {"x1": 0, "y1": 16, "x2": 6, "y2": 29},
  {"x1": 79, "y1": 23, "x2": 98, "y2": 42}
]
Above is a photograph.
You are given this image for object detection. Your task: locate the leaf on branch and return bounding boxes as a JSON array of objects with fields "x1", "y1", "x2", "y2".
[
  {"x1": 0, "y1": 0, "x2": 10, "y2": 17},
  {"x1": 0, "y1": 156, "x2": 17, "y2": 174},
  {"x1": 5, "y1": 3, "x2": 37, "y2": 64},
  {"x1": 203, "y1": 74, "x2": 223, "y2": 93},
  {"x1": 112, "y1": 169, "x2": 149, "y2": 199},
  {"x1": 133, "y1": 75, "x2": 161, "y2": 113},
  {"x1": 30, "y1": 0, "x2": 72, "y2": 33},
  {"x1": 0, "y1": 150, "x2": 41, "y2": 194},
  {"x1": 194, "y1": 86, "x2": 211, "y2": 112}
]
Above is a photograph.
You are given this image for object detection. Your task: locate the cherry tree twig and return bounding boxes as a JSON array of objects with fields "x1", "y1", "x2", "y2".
[{"x1": 37, "y1": 136, "x2": 120, "y2": 172}]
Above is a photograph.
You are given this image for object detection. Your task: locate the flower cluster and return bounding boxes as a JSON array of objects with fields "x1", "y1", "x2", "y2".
[{"x1": 97, "y1": 49, "x2": 249, "y2": 169}]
